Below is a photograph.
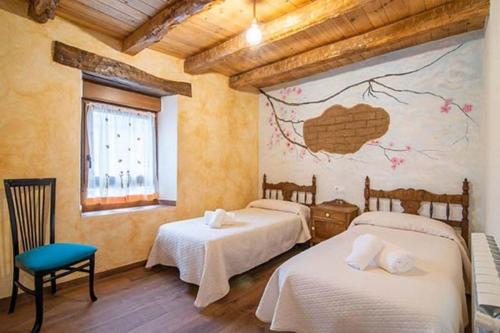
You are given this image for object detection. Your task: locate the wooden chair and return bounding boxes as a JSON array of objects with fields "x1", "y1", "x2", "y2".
[{"x1": 4, "y1": 178, "x2": 98, "y2": 333}]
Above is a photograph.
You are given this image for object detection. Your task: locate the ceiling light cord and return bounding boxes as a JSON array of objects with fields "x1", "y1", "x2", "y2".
[{"x1": 253, "y1": 0, "x2": 256, "y2": 21}]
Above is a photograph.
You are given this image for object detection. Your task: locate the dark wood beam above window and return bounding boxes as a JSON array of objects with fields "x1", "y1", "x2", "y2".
[{"x1": 53, "y1": 41, "x2": 192, "y2": 97}]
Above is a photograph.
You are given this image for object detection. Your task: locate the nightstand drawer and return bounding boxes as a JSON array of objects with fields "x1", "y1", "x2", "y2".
[
  {"x1": 312, "y1": 209, "x2": 344, "y2": 220},
  {"x1": 313, "y1": 216, "x2": 345, "y2": 225},
  {"x1": 313, "y1": 219, "x2": 346, "y2": 241}
]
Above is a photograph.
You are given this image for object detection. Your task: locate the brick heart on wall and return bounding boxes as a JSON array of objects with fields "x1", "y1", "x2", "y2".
[{"x1": 303, "y1": 104, "x2": 389, "y2": 154}]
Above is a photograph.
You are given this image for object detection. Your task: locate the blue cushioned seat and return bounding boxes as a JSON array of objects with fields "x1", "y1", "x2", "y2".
[{"x1": 16, "y1": 243, "x2": 97, "y2": 273}]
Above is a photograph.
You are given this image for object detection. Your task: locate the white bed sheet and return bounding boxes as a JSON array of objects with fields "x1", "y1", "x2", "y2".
[
  {"x1": 146, "y1": 207, "x2": 308, "y2": 307},
  {"x1": 257, "y1": 223, "x2": 469, "y2": 333}
]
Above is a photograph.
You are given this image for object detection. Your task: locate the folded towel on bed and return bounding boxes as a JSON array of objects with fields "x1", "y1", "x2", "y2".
[
  {"x1": 345, "y1": 233, "x2": 383, "y2": 271},
  {"x1": 204, "y1": 211, "x2": 215, "y2": 224},
  {"x1": 376, "y1": 241, "x2": 415, "y2": 274},
  {"x1": 204, "y1": 209, "x2": 237, "y2": 228}
]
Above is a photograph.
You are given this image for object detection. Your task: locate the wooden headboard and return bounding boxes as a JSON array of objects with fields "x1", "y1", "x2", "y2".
[
  {"x1": 364, "y1": 176, "x2": 470, "y2": 244},
  {"x1": 262, "y1": 174, "x2": 316, "y2": 206}
]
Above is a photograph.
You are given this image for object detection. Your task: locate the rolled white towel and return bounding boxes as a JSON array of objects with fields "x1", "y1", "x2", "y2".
[
  {"x1": 207, "y1": 209, "x2": 226, "y2": 228},
  {"x1": 346, "y1": 234, "x2": 384, "y2": 271},
  {"x1": 204, "y1": 209, "x2": 237, "y2": 228},
  {"x1": 376, "y1": 241, "x2": 415, "y2": 274},
  {"x1": 203, "y1": 211, "x2": 215, "y2": 225}
]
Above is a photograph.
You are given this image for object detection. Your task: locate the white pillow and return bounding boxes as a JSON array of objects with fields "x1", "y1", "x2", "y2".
[
  {"x1": 350, "y1": 211, "x2": 465, "y2": 246},
  {"x1": 247, "y1": 199, "x2": 311, "y2": 243},
  {"x1": 247, "y1": 199, "x2": 310, "y2": 218}
]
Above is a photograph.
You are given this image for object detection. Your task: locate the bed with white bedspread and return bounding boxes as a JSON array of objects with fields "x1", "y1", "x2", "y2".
[
  {"x1": 257, "y1": 177, "x2": 471, "y2": 333},
  {"x1": 146, "y1": 175, "x2": 316, "y2": 307}
]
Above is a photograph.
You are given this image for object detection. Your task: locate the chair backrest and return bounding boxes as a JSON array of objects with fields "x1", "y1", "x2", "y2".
[{"x1": 4, "y1": 178, "x2": 56, "y2": 257}]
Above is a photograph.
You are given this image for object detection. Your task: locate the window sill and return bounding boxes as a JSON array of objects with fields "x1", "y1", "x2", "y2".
[{"x1": 81, "y1": 203, "x2": 175, "y2": 218}]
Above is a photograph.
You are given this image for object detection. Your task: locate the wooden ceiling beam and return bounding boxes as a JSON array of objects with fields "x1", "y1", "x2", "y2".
[
  {"x1": 28, "y1": 0, "x2": 59, "y2": 23},
  {"x1": 122, "y1": 0, "x2": 223, "y2": 55},
  {"x1": 184, "y1": 0, "x2": 378, "y2": 75},
  {"x1": 53, "y1": 41, "x2": 192, "y2": 97},
  {"x1": 229, "y1": 0, "x2": 489, "y2": 91}
]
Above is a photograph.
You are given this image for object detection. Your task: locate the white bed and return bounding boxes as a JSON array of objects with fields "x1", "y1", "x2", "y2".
[
  {"x1": 257, "y1": 177, "x2": 471, "y2": 333},
  {"x1": 146, "y1": 175, "x2": 317, "y2": 307}
]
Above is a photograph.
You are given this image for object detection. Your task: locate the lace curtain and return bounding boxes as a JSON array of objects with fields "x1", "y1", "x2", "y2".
[{"x1": 84, "y1": 102, "x2": 158, "y2": 205}]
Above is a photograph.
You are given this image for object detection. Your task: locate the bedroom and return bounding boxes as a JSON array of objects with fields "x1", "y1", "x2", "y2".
[{"x1": 0, "y1": 0, "x2": 498, "y2": 332}]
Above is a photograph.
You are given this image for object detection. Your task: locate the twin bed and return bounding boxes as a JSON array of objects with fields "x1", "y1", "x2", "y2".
[
  {"x1": 147, "y1": 175, "x2": 471, "y2": 333},
  {"x1": 146, "y1": 175, "x2": 316, "y2": 307},
  {"x1": 258, "y1": 177, "x2": 471, "y2": 333}
]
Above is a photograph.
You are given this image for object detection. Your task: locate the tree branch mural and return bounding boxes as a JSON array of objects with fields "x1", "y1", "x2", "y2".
[{"x1": 262, "y1": 44, "x2": 476, "y2": 169}]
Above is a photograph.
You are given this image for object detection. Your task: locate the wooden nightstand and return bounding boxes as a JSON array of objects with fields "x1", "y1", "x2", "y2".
[{"x1": 310, "y1": 199, "x2": 359, "y2": 245}]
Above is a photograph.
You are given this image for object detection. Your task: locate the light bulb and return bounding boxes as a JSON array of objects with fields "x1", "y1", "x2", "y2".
[{"x1": 246, "y1": 19, "x2": 262, "y2": 45}]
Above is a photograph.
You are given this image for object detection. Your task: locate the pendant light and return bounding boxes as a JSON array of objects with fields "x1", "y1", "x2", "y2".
[{"x1": 246, "y1": 0, "x2": 262, "y2": 45}]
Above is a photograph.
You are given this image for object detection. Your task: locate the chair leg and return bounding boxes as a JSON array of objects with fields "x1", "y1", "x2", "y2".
[
  {"x1": 50, "y1": 273, "x2": 56, "y2": 294},
  {"x1": 89, "y1": 255, "x2": 97, "y2": 302},
  {"x1": 32, "y1": 274, "x2": 44, "y2": 333},
  {"x1": 8, "y1": 267, "x2": 19, "y2": 314}
]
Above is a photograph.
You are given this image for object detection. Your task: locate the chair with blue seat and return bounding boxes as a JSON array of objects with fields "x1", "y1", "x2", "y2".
[{"x1": 4, "y1": 178, "x2": 98, "y2": 333}]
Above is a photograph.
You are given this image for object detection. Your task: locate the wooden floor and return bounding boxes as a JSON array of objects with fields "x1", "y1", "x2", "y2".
[{"x1": 0, "y1": 248, "x2": 301, "y2": 333}]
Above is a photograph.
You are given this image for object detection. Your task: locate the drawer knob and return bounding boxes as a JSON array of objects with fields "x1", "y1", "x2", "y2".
[{"x1": 325, "y1": 212, "x2": 330, "y2": 217}]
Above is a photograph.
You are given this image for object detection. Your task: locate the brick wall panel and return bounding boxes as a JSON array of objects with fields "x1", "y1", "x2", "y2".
[{"x1": 303, "y1": 103, "x2": 390, "y2": 154}]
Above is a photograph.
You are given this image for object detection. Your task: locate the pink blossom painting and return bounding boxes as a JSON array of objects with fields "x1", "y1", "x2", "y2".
[{"x1": 263, "y1": 43, "x2": 478, "y2": 170}]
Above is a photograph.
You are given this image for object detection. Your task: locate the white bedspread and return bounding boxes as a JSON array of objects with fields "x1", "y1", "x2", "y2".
[
  {"x1": 146, "y1": 206, "x2": 309, "y2": 307},
  {"x1": 257, "y1": 214, "x2": 470, "y2": 333}
]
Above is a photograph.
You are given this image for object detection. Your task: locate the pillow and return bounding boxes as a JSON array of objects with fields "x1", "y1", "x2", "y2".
[
  {"x1": 247, "y1": 199, "x2": 310, "y2": 219},
  {"x1": 350, "y1": 211, "x2": 462, "y2": 242},
  {"x1": 247, "y1": 199, "x2": 311, "y2": 243}
]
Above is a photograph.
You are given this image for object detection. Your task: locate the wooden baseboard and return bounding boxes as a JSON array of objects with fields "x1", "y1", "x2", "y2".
[{"x1": 0, "y1": 260, "x2": 147, "y2": 305}]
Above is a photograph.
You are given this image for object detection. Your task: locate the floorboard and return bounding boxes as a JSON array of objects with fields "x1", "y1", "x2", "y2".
[{"x1": 0, "y1": 248, "x2": 302, "y2": 333}]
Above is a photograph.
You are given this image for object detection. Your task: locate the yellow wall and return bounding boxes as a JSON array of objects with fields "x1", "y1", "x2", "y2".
[{"x1": 0, "y1": 2, "x2": 259, "y2": 298}]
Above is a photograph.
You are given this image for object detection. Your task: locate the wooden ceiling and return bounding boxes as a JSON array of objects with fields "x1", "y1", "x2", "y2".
[
  {"x1": 21, "y1": 0, "x2": 490, "y2": 92},
  {"x1": 56, "y1": 0, "x2": 314, "y2": 57}
]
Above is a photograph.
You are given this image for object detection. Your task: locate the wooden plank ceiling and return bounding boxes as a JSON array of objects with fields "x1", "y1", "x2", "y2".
[{"x1": 27, "y1": 0, "x2": 489, "y2": 91}]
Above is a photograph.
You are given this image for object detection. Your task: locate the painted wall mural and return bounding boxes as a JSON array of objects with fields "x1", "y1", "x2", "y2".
[
  {"x1": 260, "y1": 33, "x2": 483, "y2": 228},
  {"x1": 262, "y1": 43, "x2": 477, "y2": 169}
]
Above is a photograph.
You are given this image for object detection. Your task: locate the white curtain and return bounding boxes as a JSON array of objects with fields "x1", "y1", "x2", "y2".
[{"x1": 86, "y1": 102, "x2": 158, "y2": 199}]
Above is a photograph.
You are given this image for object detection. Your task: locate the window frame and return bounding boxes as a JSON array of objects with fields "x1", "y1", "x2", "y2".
[{"x1": 80, "y1": 82, "x2": 161, "y2": 212}]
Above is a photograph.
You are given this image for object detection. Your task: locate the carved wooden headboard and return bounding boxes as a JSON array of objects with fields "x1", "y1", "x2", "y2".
[
  {"x1": 364, "y1": 176, "x2": 470, "y2": 244},
  {"x1": 262, "y1": 174, "x2": 316, "y2": 206}
]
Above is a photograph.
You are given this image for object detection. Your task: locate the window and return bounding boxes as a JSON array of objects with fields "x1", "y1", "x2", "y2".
[
  {"x1": 82, "y1": 87, "x2": 161, "y2": 211},
  {"x1": 81, "y1": 80, "x2": 177, "y2": 212},
  {"x1": 82, "y1": 102, "x2": 158, "y2": 211}
]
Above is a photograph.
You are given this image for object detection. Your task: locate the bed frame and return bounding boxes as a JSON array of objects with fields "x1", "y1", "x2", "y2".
[
  {"x1": 262, "y1": 174, "x2": 316, "y2": 206},
  {"x1": 364, "y1": 176, "x2": 470, "y2": 244}
]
